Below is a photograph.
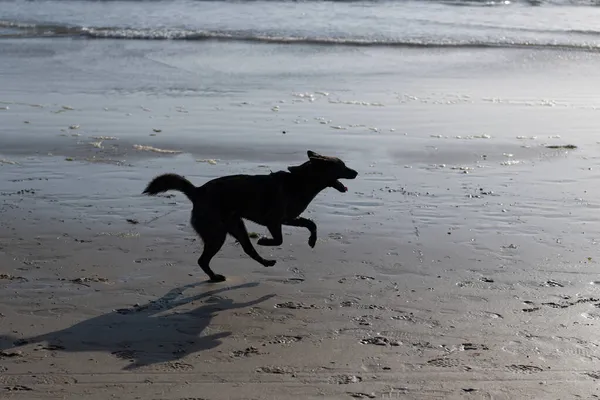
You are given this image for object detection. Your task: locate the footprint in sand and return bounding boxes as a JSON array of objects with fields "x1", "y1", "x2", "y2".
[
  {"x1": 460, "y1": 343, "x2": 489, "y2": 351},
  {"x1": 171, "y1": 398, "x2": 207, "y2": 400},
  {"x1": 391, "y1": 313, "x2": 440, "y2": 328},
  {"x1": 283, "y1": 277, "x2": 305, "y2": 284},
  {"x1": 584, "y1": 371, "x2": 600, "y2": 380},
  {"x1": 329, "y1": 374, "x2": 363, "y2": 384},
  {"x1": 267, "y1": 335, "x2": 303, "y2": 345},
  {"x1": 0, "y1": 350, "x2": 23, "y2": 358},
  {"x1": 3, "y1": 385, "x2": 33, "y2": 392},
  {"x1": 230, "y1": 346, "x2": 261, "y2": 358},
  {"x1": 170, "y1": 398, "x2": 208, "y2": 400},
  {"x1": 111, "y1": 349, "x2": 136, "y2": 360},
  {"x1": 348, "y1": 393, "x2": 376, "y2": 399},
  {"x1": 353, "y1": 315, "x2": 381, "y2": 326},
  {"x1": 506, "y1": 364, "x2": 544, "y2": 374},
  {"x1": 0, "y1": 273, "x2": 27, "y2": 281},
  {"x1": 544, "y1": 279, "x2": 564, "y2": 288},
  {"x1": 542, "y1": 302, "x2": 568, "y2": 309},
  {"x1": 427, "y1": 358, "x2": 461, "y2": 368},
  {"x1": 339, "y1": 275, "x2": 376, "y2": 283},
  {"x1": 467, "y1": 310, "x2": 503, "y2": 319},
  {"x1": 581, "y1": 312, "x2": 600, "y2": 320},
  {"x1": 542, "y1": 297, "x2": 599, "y2": 309},
  {"x1": 274, "y1": 301, "x2": 317, "y2": 309},
  {"x1": 151, "y1": 361, "x2": 194, "y2": 372},
  {"x1": 360, "y1": 336, "x2": 401, "y2": 346},
  {"x1": 256, "y1": 366, "x2": 294, "y2": 375}
]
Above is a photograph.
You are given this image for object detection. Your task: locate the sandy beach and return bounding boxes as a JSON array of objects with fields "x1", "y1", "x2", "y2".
[{"x1": 3, "y1": 30, "x2": 600, "y2": 399}]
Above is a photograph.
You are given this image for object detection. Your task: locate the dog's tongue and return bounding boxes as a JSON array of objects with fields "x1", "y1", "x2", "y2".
[{"x1": 332, "y1": 180, "x2": 347, "y2": 193}]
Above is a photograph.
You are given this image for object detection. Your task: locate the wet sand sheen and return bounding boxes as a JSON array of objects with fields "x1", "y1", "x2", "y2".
[{"x1": 2, "y1": 43, "x2": 600, "y2": 398}]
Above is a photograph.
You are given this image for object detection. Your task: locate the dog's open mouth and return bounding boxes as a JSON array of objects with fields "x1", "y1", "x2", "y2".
[{"x1": 332, "y1": 180, "x2": 348, "y2": 193}]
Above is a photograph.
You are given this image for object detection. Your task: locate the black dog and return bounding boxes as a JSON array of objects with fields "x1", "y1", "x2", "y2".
[{"x1": 143, "y1": 150, "x2": 358, "y2": 282}]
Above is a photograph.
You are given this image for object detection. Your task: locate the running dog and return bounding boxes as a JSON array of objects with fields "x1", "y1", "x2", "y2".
[{"x1": 143, "y1": 150, "x2": 358, "y2": 282}]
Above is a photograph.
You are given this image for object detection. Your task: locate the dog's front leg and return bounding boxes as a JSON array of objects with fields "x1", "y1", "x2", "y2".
[
  {"x1": 257, "y1": 224, "x2": 283, "y2": 246},
  {"x1": 229, "y1": 218, "x2": 276, "y2": 267},
  {"x1": 283, "y1": 217, "x2": 317, "y2": 248}
]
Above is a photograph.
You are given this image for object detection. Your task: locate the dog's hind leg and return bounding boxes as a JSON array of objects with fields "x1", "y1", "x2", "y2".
[
  {"x1": 283, "y1": 217, "x2": 317, "y2": 248},
  {"x1": 192, "y1": 215, "x2": 227, "y2": 282},
  {"x1": 228, "y1": 218, "x2": 276, "y2": 267},
  {"x1": 197, "y1": 234, "x2": 227, "y2": 282},
  {"x1": 257, "y1": 224, "x2": 283, "y2": 246}
]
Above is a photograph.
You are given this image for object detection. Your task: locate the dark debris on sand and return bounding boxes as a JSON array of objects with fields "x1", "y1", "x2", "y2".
[{"x1": 545, "y1": 144, "x2": 577, "y2": 149}]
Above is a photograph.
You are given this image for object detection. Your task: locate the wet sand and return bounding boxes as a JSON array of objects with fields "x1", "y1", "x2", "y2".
[{"x1": 3, "y1": 43, "x2": 600, "y2": 399}]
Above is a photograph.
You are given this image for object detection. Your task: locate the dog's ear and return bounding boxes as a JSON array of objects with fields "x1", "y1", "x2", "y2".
[{"x1": 307, "y1": 150, "x2": 323, "y2": 160}]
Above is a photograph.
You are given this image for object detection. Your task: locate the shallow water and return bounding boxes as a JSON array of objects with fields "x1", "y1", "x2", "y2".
[{"x1": 4, "y1": 0, "x2": 600, "y2": 50}]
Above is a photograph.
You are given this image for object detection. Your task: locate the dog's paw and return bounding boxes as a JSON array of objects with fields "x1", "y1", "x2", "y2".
[
  {"x1": 209, "y1": 274, "x2": 226, "y2": 283},
  {"x1": 262, "y1": 259, "x2": 276, "y2": 267},
  {"x1": 308, "y1": 235, "x2": 317, "y2": 248}
]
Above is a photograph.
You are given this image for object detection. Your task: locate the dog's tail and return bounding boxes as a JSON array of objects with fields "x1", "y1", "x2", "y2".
[{"x1": 143, "y1": 173, "x2": 196, "y2": 202}]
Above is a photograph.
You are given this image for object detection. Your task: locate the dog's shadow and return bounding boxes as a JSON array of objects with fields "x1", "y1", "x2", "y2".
[{"x1": 0, "y1": 282, "x2": 273, "y2": 370}]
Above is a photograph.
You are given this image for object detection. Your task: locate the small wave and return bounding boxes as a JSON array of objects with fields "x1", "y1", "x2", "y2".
[
  {"x1": 1, "y1": 0, "x2": 599, "y2": 5},
  {"x1": 567, "y1": 29, "x2": 600, "y2": 36},
  {"x1": 2, "y1": 20, "x2": 600, "y2": 52},
  {"x1": 0, "y1": 21, "x2": 84, "y2": 37},
  {"x1": 0, "y1": 0, "x2": 586, "y2": 4}
]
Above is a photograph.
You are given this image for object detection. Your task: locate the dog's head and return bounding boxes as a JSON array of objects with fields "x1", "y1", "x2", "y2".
[{"x1": 288, "y1": 150, "x2": 358, "y2": 193}]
